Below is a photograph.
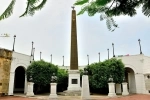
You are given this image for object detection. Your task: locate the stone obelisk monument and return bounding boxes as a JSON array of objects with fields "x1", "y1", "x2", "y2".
[{"x1": 67, "y1": 6, "x2": 81, "y2": 92}]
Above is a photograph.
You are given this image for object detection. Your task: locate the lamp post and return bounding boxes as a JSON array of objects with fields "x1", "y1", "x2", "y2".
[
  {"x1": 112, "y1": 43, "x2": 115, "y2": 57},
  {"x1": 138, "y1": 39, "x2": 142, "y2": 54},
  {"x1": 40, "y1": 51, "x2": 42, "y2": 60},
  {"x1": 87, "y1": 55, "x2": 89, "y2": 65},
  {"x1": 107, "y1": 49, "x2": 109, "y2": 60},
  {"x1": 31, "y1": 41, "x2": 34, "y2": 56},
  {"x1": 62, "y1": 56, "x2": 64, "y2": 66},
  {"x1": 12, "y1": 35, "x2": 16, "y2": 51},
  {"x1": 98, "y1": 52, "x2": 100, "y2": 62},
  {"x1": 33, "y1": 48, "x2": 35, "y2": 61},
  {"x1": 50, "y1": 54, "x2": 52, "y2": 63}
]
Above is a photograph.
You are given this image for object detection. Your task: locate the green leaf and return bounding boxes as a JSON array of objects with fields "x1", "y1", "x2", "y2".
[
  {"x1": 0, "y1": 0, "x2": 16, "y2": 21},
  {"x1": 74, "y1": 0, "x2": 89, "y2": 5},
  {"x1": 77, "y1": 5, "x2": 88, "y2": 15},
  {"x1": 31, "y1": 0, "x2": 47, "y2": 11},
  {"x1": 95, "y1": 0, "x2": 112, "y2": 6},
  {"x1": 142, "y1": 0, "x2": 150, "y2": 17}
]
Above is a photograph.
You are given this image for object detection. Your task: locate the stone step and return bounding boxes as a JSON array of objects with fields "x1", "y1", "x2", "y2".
[{"x1": 58, "y1": 90, "x2": 81, "y2": 96}]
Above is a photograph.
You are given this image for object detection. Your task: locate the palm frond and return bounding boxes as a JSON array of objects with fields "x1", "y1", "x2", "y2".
[
  {"x1": 0, "y1": 0, "x2": 16, "y2": 21},
  {"x1": 142, "y1": 0, "x2": 150, "y2": 17},
  {"x1": 20, "y1": 0, "x2": 43, "y2": 17},
  {"x1": 31, "y1": 0, "x2": 47, "y2": 11},
  {"x1": 20, "y1": 1, "x2": 33, "y2": 17},
  {"x1": 100, "y1": 13, "x2": 118, "y2": 31}
]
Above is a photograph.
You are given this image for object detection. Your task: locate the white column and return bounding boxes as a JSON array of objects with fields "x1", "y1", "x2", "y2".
[
  {"x1": 26, "y1": 82, "x2": 34, "y2": 97},
  {"x1": 108, "y1": 83, "x2": 116, "y2": 97},
  {"x1": 116, "y1": 84, "x2": 122, "y2": 94},
  {"x1": 8, "y1": 72, "x2": 15, "y2": 95},
  {"x1": 49, "y1": 83, "x2": 57, "y2": 99},
  {"x1": 24, "y1": 74, "x2": 27, "y2": 94},
  {"x1": 143, "y1": 75, "x2": 149, "y2": 94},
  {"x1": 122, "y1": 82, "x2": 129, "y2": 95},
  {"x1": 81, "y1": 75, "x2": 90, "y2": 100}
]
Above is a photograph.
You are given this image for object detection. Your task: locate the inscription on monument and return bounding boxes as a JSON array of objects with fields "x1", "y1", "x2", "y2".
[
  {"x1": 72, "y1": 79, "x2": 77, "y2": 84},
  {"x1": 145, "y1": 79, "x2": 150, "y2": 90}
]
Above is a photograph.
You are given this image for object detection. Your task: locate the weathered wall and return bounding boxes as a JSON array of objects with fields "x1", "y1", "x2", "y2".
[{"x1": 0, "y1": 48, "x2": 12, "y2": 95}]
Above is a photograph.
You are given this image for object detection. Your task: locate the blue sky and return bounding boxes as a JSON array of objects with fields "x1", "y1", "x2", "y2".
[{"x1": 0, "y1": 0, "x2": 150, "y2": 66}]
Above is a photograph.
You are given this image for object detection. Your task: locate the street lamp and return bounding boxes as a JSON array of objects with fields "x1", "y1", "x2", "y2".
[
  {"x1": 87, "y1": 55, "x2": 89, "y2": 65},
  {"x1": 50, "y1": 54, "x2": 52, "y2": 63},
  {"x1": 112, "y1": 43, "x2": 115, "y2": 57},
  {"x1": 12, "y1": 35, "x2": 16, "y2": 51},
  {"x1": 107, "y1": 49, "x2": 109, "y2": 60},
  {"x1": 33, "y1": 48, "x2": 35, "y2": 61},
  {"x1": 138, "y1": 39, "x2": 142, "y2": 54},
  {"x1": 31, "y1": 41, "x2": 34, "y2": 56},
  {"x1": 98, "y1": 52, "x2": 100, "y2": 62},
  {"x1": 62, "y1": 56, "x2": 64, "y2": 66},
  {"x1": 40, "y1": 51, "x2": 42, "y2": 60}
]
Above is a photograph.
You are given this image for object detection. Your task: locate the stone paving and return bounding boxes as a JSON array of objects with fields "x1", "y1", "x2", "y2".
[{"x1": 0, "y1": 94, "x2": 150, "y2": 100}]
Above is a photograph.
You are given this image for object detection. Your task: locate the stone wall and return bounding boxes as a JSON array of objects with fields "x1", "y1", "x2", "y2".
[{"x1": 0, "y1": 48, "x2": 12, "y2": 95}]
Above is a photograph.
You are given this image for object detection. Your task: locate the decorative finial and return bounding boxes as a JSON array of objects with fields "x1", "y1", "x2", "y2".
[{"x1": 71, "y1": 6, "x2": 75, "y2": 10}]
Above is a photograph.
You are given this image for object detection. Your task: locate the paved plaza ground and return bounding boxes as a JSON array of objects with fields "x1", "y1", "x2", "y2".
[{"x1": 0, "y1": 94, "x2": 150, "y2": 100}]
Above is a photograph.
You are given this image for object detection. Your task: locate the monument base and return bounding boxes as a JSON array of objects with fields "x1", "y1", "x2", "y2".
[
  {"x1": 62, "y1": 70, "x2": 81, "y2": 96},
  {"x1": 67, "y1": 70, "x2": 81, "y2": 91}
]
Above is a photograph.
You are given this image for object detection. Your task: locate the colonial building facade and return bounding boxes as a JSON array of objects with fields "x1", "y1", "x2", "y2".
[{"x1": 0, "y1": 48, "x2": 150, "y2": 95}]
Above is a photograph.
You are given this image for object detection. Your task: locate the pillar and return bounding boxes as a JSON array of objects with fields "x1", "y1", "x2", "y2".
[
  {"x1": 26, "y1": 82, "x2": 34, "y2": 97},
  {"x1": 49, "y1": 83, "x2": 57, "y2": 99},
  {"x1": 8, "y1": 72, "x2": 15, "y2": 95},
  {"x1": 81, "y1": 75, "x2": 90, "y2": 99},
  {"x1": 24, "y1": 74, "x2": 27, "y2": 94},
  {"x1": 122, "y1": 82, "x2": 129, "y2": 95},
  {"x1": 116, "y1": 84, "x2": 122, "y2": 94},
  {"x1": 108, "y1": 83, "x2": 116, "y2": 97}
]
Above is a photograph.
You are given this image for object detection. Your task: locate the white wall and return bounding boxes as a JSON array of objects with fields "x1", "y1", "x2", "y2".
[
  {"x1": 8, "y1": 51, "x2": 32, "y2": 95},
  {"x1": 117, "y1": 54, "x2": 149, "y2": 94}
]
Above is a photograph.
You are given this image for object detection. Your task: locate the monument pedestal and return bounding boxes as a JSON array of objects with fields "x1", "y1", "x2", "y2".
[
  {"x1": 122, "y1": 82, "x2": 129, "y2": 96},
  {"x1": 67, "y1": 70, "x2": 81, "y2": 91},
  {"x1": 26, "y1": 82, "x2": 34, "y2": 97},
  {"x1": 62, "y1": 70, "x2": 81, "y2": 96},
  {"x1": 116, "y1": 84, "x2": 122, "y2": 94},
  {"x1": 108, "y1": 83, "x2": 116, "y2": 97},
  {"x1": 49, "y1": 83, "x2": 58, "y2": 99},
  {"x1": 81, "y1": 75, "x2": 90, "y2": 100}
]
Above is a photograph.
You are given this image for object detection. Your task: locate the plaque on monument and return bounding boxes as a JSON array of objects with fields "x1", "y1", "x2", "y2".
[
  {"x1": 72, "y1": 79, "x2": 77, "y2": 84},
  {"x1": 145, "y1": 79, "x2": 150, "y2": 90}
]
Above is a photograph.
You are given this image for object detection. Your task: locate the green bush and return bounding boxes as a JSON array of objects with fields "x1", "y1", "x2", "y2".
[
  {"x1": 26, "y1": 60, "x2": 58, "y2": 93},
  {"x1": 57, "y1": 69, "x2": 68, "y2": 92},
  {"x1": 84, "y1": 58, "x2": 125, "y2": 93}
]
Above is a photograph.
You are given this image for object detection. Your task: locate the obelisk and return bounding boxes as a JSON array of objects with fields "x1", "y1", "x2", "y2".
[{"x1": 67, "y1": 6, "x2": 81, "y2": 91}]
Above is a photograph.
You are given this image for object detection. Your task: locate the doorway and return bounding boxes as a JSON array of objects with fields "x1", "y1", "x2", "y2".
[
  {"x1": 13, "y1": 66, "x2": 25, "y2": 93},
  {"x1": 125, "y1": 67, "x2": 136, "y2": 93}
]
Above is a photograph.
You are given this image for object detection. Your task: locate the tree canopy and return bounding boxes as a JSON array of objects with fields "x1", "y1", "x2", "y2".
[
  {"x1": 1, "y1": 0, "x2": 149, "y2": 31},
  {"x1": 74, "y1": 0, "x2": 150, "y2": 31},
  {"x1": 83, "y1": 58, "x2": 125, "y2": 93},
  {"x1": 26, "y1": 60, "x2": 58, "y2": 86}
]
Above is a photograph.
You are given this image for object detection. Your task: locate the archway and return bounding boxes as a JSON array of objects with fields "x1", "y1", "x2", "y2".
[
  {"x1": 125, "y1": 67, "x2": 136, "y2": 93},
  {"x1": 13, "y1": 66, "x2": 25, "y2": 93}
]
